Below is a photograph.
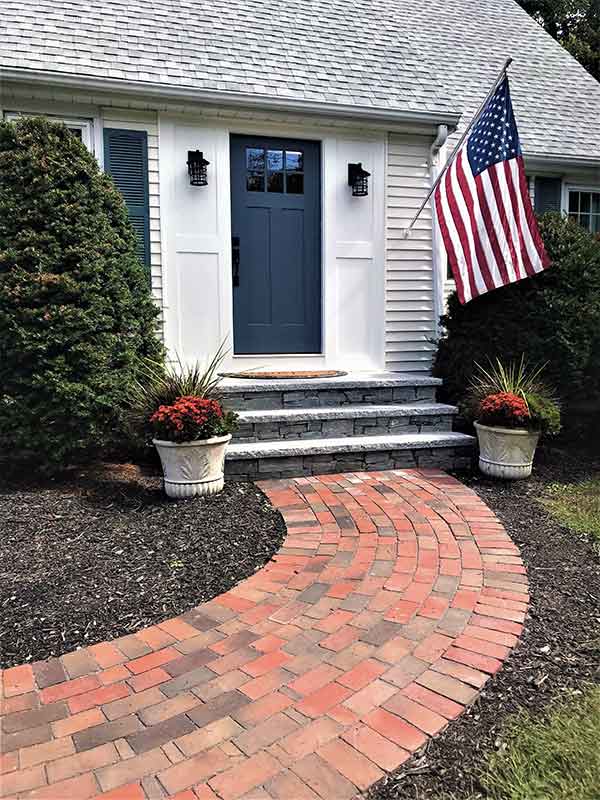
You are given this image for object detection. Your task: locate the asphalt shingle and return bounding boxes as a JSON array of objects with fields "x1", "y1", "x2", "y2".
[{"x1": 1, "y1": 0, "x2": 599, "y2": 159}]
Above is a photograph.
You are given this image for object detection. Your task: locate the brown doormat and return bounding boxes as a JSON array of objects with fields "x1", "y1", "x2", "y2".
[{"x1": 220, "y1": 369, "x2": 348, "y2": 380}]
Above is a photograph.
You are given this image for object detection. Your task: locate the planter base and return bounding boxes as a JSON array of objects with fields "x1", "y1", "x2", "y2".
[{"x1": 163, "y1": 475, "x2": 224, "y2": 499}]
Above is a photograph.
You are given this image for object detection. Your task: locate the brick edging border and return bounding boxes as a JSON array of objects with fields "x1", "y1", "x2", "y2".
[{"x1": 0, "y1": 469, "x2": 528, "y2": 800}]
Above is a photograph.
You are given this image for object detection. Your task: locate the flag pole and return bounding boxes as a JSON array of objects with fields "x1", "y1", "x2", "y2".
[{"x1": 402, "y1": 57, "x2": 513, "y2": 239}]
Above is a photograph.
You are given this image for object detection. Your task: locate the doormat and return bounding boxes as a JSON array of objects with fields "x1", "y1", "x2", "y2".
[{"x1": 219, "y1": 370, "x2": 348, "y2": 380}]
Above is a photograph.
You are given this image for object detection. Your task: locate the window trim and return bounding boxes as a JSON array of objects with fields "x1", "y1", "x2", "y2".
[
  {"x1": 564, "y1": 184, "x2": 600, "y2": 233},
  {"x1": 3, "y1": 111, "x2": 94, "y2": 152}
]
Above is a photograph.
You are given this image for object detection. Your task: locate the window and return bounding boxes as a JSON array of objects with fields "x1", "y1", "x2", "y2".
[
  {"x1": 567, "y1": 188, "x2": 600, "y2": 234},
  {"x1": 3, "y1": 112, "x2": 94, "y2": 151},
  {"x1": 246, "y1": 146, "x2": 304, "y2": 194}
]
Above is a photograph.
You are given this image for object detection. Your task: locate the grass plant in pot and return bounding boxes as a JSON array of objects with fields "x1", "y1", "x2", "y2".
[
  {"x1": 464, "y1": 359, "x2": 561, "y2": 479},
  {"x1": 133, "y1": 344, "x2": 238, "y2": 498}
]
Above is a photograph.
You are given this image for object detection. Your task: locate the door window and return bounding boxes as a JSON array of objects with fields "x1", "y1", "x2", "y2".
[{"x1": 246, "y1": 146, "x2": 304, "y2": 194}]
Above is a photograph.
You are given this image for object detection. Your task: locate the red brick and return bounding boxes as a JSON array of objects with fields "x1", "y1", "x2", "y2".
[
  {"x1": 233, "y1": 692, "x2": 293, "y2": 726},
  {"x1": 463, "y1": 623, "x2": 518, "y2": 648},
  {"x1": 313, "y1": 610, "x2": 354, "y2": 634},
  {"x1": 40, "y1": 675, "x2": 101, "y2": 705},
  {"x1": 69, "y1": 682, "x2": 130, "y2": 714},
  {"x1": 295, "y1": 682, "x2": 353, "y2": 718},
  {"x1": 127, "y1": 647, "x2": 180, "y2": 675},
  {"x1": 96, "y1": 666, "x2": 129, "y2": 686},
  {"x1": 51, "y1": 708, "x2": 105, "y2": 739},
  {"x1": 384, "y1": 600, "x2": 419, "y2": 624},
  {"x1": 454, "y1": 634, "x2": 510, "y2": 660},
  {"x1": 135, "y1": 626, "x2": 176, "y2": 651},
  {"x1": 412, "y1": 632, "x2": 454, "y2": 663},
  {"x1": 341, "y1": 724, "x2": 410, "y2": 771},
  {"x1": 0, "y1": 751, "x2": 18, "y2": 775},
  {"x1": 241, "y1": 650, "x2": 291, "y2": 678},
  {"x1": 280, "y1": 717, "x2": 343, "y2": 759},
  {"x1": 343, "y1": 679, "x2": 398, "y2": 716},
  {"x1": 287, "y1": 664, "x2": 341, "y2": 696},
  {"x1": 319, "y1": 626, "x2": 361, "y2": 652},
  {"x1": 431, "y1": 658, "x2": 489, "y2": 688},
  {"x1": 27, "y1": 771, "x2": 99, "y2": 799},
  {"x1": 364, "y1": 707, "x2": 427, "y2": 751},
  {"x1": 338, "y1": 659, "x2": 387, "y2": 691},
  {"x1": 318, "y1": 737, "x2": 384, "y2": 790},
  {"x1": 250, "y1": 635, "x2": 287, "y2": 653},
  {"x1": 238, "y1": 668, "x2": 291, "y2": 701},
  {"x1": 402, "y1": 682, "x2": 464, "y2": 719},
  {"x1": 383, "y1": 694, "x2": 447, "y2": 735},
  {"x1": 445, "y1": 646, "x2": 503, "y2": 674},
  {"x1": 92, "y1": 781, "x2": 146, "y2": 799},
  {"x1": 88, "y1": 642, "x2": 127, "y2": 670},
  {"x1": 3, "y1": 664, "x2": 35, "y2": 697},
  {"x1": 208, "y1": 751, "x2": 281, "y2": 800},
  {"x1": 0, "y1": 691, "x2": 39, "y2": 716},
  {"x1": 128, "y1": 667, "x2": 171, "y2": 693},
  {"x1": 159, "y1": 617, "x2": 202, "y2": 641}
]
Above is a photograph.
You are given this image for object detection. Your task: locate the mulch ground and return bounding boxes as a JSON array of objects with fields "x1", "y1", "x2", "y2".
[
  {"x1": 0, "y1": 464, "x2": 285, "y2": 669},
  {"x1": 368, "y1": 445, "x2": 600, "y2": 800}
]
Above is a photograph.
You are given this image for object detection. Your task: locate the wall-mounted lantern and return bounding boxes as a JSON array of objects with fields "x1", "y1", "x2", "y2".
[
  {"x1": 348, "y1": 162, "x2": 370, "y2": 197},
  {"x1": 187, "y1": 150, "x2": 210, "y2": 186}
]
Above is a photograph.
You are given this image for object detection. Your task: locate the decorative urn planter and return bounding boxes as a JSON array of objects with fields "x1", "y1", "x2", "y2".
[
  {"x1": 153, "y1": 434, "x2": 231, "y2": 498},
  {"x1": 474, "y1": 422, "x2": 540, "y2": 480}
]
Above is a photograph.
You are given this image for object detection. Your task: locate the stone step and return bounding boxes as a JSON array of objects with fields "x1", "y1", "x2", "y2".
[
  {"x1": 233, "y1": 403, "x2": 457, "y2": 442},
  {"x1": 220, "y1": 372, "x2": 441, "y2": 411},
  {"x1": 225, "y1": 431, "x2": 475, "y2": 480}
]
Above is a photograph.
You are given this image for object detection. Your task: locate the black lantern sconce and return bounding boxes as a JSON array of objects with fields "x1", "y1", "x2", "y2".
[
  {"x1": 348, "y1": 162, "x2": 371, "y2": 197},
  {"x1": 187, "y1": 150, "x2": 210, "y2": 186}
]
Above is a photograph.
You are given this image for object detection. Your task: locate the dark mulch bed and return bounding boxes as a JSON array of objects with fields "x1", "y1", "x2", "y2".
[
  {"x1": 369, "y1": 445, "x2": 600, "y2": 800},
  {"x1": 0, "y1": 465, "x2": 285, "y2": 669}
]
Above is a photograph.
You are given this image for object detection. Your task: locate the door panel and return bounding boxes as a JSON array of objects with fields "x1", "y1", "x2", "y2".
[{"x1": 230, "y1": 135, "x2": 322, "y2": 354}]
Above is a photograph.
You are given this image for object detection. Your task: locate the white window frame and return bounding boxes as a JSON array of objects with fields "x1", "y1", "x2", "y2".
[
  {"x1": 564, "y1": 184, "x2": 600, "y2": 234},
  {"x1": 3, "y1": 111, "x2": 94, "y2": 152}
]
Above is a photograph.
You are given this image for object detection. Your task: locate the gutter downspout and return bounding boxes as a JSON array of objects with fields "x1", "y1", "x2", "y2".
[{"x1": 429, "y1": 124, "x2": 449, "y2": 337}]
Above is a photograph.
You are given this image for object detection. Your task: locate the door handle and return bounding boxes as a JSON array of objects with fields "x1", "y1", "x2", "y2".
[{"x1": 232, "y1": 236, "x2": 240, "y2": 287}]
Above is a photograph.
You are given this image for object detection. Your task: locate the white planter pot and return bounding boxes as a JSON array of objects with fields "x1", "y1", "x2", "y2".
[
  {"x1": 153, "y1": 434, "x2": 231, "y2": 498},
  {"x1": 474, "y1": 422, "x2": 540, "y2": 480}
]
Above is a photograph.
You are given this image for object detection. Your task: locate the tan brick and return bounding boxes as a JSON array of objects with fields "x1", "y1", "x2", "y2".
[
  {"x1": 25, "y1": 771, "x2": 99, "y2": 799},
  {"x1": 102, "y1": 687, "x2": 164, "y2": 721},
  {"x1": 157, "y1": 747, "x2": 230, "y2": 795},
  {"x1": 176, "y1": 717, "x2": 243, "y2": 757},
  {"x1": 47, "y1": 742, "x2": 119, "y2": 784},
  {"x1": 19, "y1": 735, "x2": 75, "y2": 769},
  {"x1": 208, "y1": 751, "x2": 281, "y2": 800},
  {"x1": 95, "y1": 747, "x2": 171, "y2": 792},
  {"x1": 291, "y1": 753, "x2": 356, "y2": 800},
  {"x1": 0, "y1": 764, "x2": 46, "y2": 796},
  {"x1": 52, "y1": 708, "x2": 105, "y2": 738},
  {"x1": 279, "y1": 717, "x2": 342, "y2": 759}
]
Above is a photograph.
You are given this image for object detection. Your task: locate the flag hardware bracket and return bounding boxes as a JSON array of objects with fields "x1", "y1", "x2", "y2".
[{"x1": 402, "y1": 57, "x2": 513, "y2": 239}]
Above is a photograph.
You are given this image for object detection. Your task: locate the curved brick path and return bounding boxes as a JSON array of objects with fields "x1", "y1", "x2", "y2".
[{"x1": 1, "y1": 470, "x2": 528, "y2": 800}]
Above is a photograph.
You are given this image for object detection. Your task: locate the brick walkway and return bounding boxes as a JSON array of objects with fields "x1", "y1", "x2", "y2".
[{"x1": 0, "y1": 470, "x2": 528, "y2": 800}]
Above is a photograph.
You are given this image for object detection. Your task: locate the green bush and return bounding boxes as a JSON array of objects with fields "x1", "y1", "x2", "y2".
[
  {"x1": 0, "y1": 116, "x2": 163, "y2": 468},
  {"x1": 434, "y1": 213, "x2": 600, "y2": 430}
]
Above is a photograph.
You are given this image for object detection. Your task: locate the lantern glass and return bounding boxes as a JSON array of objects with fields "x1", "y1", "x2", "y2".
[
  {"x1": 187, "y1": 150, "x2": 210, "y2": 186},
  {"x1": 348, "y1": 162, "x2": 370, "y2": 197}
]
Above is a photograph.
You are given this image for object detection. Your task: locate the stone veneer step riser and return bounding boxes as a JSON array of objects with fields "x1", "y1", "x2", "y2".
[
  {"x1": 223, "y1": 385, "x2": 436, "y2": 411},
  {"x1": 225, "y1": 446, "x2": 473, "y2": 480},
  {"x1": 233, "y1": 413, "x2": 453, "y2": 443}
]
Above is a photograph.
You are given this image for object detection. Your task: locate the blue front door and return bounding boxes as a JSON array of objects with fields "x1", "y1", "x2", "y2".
[{"x1": 230, "y1": 135, "x2": 322, "y2": 354}]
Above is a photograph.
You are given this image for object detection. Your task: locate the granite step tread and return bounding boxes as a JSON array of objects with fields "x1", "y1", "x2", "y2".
[
  {"x1": 220, "y1": 371, "x2": 441, "y2": 394},
  {"x1": 235, "y1": 402, "x2": 457, "y2": 423},
  {"x1": 226, "y1": 431, "x2": 474, "y2": 460}
]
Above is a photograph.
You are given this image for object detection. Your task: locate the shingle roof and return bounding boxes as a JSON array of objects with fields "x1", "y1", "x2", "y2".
[{"x1": 2, "y1": 0, "x2": 600, "y2": 161}]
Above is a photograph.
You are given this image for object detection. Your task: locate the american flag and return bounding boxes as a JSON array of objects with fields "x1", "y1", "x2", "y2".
[{"x1": 434, "y1": 76, "x2": 551, "y2": 304}]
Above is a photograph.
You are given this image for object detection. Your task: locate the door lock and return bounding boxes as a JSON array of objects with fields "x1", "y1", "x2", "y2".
[{"x1": 232, "y1": 236, "x2": 240, "y2": 287}]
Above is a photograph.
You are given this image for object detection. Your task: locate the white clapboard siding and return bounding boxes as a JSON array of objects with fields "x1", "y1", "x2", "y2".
[
  {"x1": 385, "y1": 133, "x2": 437, "y2": 373},
  {"x1": 101, "y1": 109, "x2": 163, "y2": 328}
]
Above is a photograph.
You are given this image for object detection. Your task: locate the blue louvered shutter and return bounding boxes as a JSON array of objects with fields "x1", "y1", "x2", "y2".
[
  {"x1": 534, "y1": 177, "x2": 562, "y2": 214},
  {"x1": 103, "y1": 128, "x2": 150, "y2": 274}
]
